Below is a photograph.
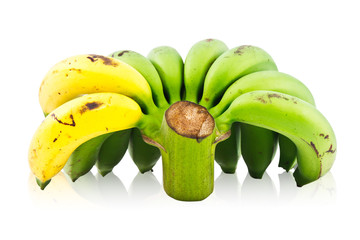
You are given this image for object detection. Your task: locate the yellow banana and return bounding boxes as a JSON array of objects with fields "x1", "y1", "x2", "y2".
[
  {"x1": 29, "y1": 93, "x2": 142, "y2": 184},
  {"x1": 29, "y1": 40, "x2": 337, "y2": 201},
  {"x1": 39, "y1": 54, "x2": 156, "y2": 115}
]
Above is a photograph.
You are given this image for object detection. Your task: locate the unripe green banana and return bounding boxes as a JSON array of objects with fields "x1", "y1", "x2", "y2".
[
  {"x1": 147, "y1": 46, "x2": 184, "y2": 104},
  {"x1": 216, "y1": 90, "x2": 336, "y2": 187},
  {"x1": 199, "y1": 45, "x2": 278, "y2": 108},
  {"x1": 129, "y1": 128, "x2": 161, "y2": 173},
  {"x1": 209, "y1": 70, "x2": 316, "y2": 173},
  {"x1": 214, "y1": 122, "x2": 241, "y2": 173},
  {"x1": 184, "y1": 39, "x2": 228, "y2": 103},
  {"x1": 278, "y1": 135, "x2": 297, "y2": 171},
  {"x1": 110, "y1": 50, "x2": 169, "y2": 108},
  {"x1": 240, "y1": 123, "x2": 278, "y2": 178},
  {"x1": 64, "y1": 133, "x2": 112, "y2": 182},
  {"x1": 96, "y1": 129, "x2": 131, "y2": 177}
]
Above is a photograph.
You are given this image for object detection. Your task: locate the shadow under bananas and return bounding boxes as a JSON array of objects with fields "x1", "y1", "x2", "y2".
[
  {"x1": 29, "y1": 170, "x2": 336, "y2": 206},
  {"x1": 214, "y1": 171, "x2": 336, "y2": 205},
  {"x1": 28, "y1": 170, "x2": 163, "y2": 208}
]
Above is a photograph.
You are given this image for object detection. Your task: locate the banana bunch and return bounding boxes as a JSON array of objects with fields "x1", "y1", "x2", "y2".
[{"x1": 29, "y1": 39, "x2": 336, "y2": 201}]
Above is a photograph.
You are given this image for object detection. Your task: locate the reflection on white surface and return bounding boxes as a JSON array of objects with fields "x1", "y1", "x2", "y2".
[
  {"x1": 241, "y1": 172, "x2": 278, "y2": 205},
  {"x1": 214, "y1": 172, "x2": 241, "y2": 202},
  {"x1": 128, "y1": 171, "x2": 162, "y2": 201},
  {"x1": 95, "y1": 172, "x2": 128, "y2": 206},
  {"x1": 28, "y1": 170, "x2": 336, "y2": 207}
]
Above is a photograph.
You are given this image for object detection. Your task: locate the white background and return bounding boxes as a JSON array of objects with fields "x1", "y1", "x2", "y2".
[{"x1": 1, "y1": 0, "x2": 359, "y2": 239}]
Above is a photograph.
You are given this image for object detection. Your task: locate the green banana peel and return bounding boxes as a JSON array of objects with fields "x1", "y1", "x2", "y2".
[
  {"x1": 29, "y1": 39, "x2": 336, "y2": 202},
  {"x1": 216, "y1": 90, "x2": 336, "y2": 186}
]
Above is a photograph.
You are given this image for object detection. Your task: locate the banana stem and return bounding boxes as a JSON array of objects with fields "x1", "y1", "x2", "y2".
[{"x1": 159, "y1": 101, "x2": 216, "y2": 201}]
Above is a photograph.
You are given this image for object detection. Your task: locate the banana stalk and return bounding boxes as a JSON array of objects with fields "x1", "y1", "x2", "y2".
[{"x1": 29, "y1": 40, "x2": 337, "y2": 201}]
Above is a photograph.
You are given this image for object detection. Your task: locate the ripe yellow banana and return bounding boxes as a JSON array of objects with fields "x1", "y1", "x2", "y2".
[
  {"x1": 29, "y1": 93, "x2": 142, "y2": 184},
  {"x1": 39, "y1": 54, "x2": 157, "y2": 115},
  {"x1": 29, "y1": 40, "x2": 337, "y2": 201}
]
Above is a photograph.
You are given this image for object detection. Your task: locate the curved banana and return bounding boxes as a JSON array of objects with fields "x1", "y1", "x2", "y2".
[
  {"x1": 147, "y1": 46, "x2": 184, "y2": 104},
  {"x1": 39, "y1": 54, "x2": 157, "y2": 115},
  {"x1": 214, "y1": 122, "x2": 241, "y2": 173},
  {"x1": 209, "y1": 71, "x2": 315, "y2": 118},
  {"x1": 216, "y1": 90, "x2": 336, "y2": 187},
  {"x1": 129, "y1": 128, "x2": 161, "y2": 174},
  {"x1": 199, "y1": 45, "x2": 278, "y2": 108},
  {"x1": 184, "y1": 39, "x2": 228, "y2": 103},
  {"x1": 110, "y1": 50, "x2": 169, "y2": 108},
  {"x1": 64, "y1": 133, "x2": 111, "y2": 182},
  {"x1": 209, "y1": 70, "x2": 316, "y2": 173},
  {"x1": 28, "y1": 93, "x2": 142, "y2": 185},
  {"x1": 96, "y1": 129, "x2": 132, "y2": 177}
]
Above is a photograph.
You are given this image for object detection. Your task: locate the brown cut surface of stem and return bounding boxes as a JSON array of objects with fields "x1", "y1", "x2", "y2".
[{"x1": 165, "y1": 101, "x2": 215, "y2": 140}]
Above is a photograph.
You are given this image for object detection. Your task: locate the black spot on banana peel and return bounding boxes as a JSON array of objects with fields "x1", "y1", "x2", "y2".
[
  {"x1": 79, "y1": 101, "x2": 104, "y2": 114},
  {"x1": 87, "y1": 54, "x2": 119, "y2": 67},
  {"x1": 51, "y1": 113, "x2": 76, "y2": 127},
  {"x1": 117, "y1": 50, "x2": 130, "y2": 57}
]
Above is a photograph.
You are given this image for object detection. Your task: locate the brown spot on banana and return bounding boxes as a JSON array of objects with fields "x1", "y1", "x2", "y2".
[
  {"x1": 87, "y1": 54, "x2": 119, "y2": 67},
  {"x1": 51, "y1": 113, "x2": 76, "y2": 127},
  {"x1": 326, "y1": 144, "x2": 336, "y2": 154},
  {"x1": 234, "y1": 45, "x2": 251, "y2": 55},
  {"x1": 256, "y1": 96, "x2": 267, "y2": 104},
  {"x1": 117, "y1": 50, "x2": 129, "y2": 57},
  {"x1": 79, "y1": 101, "x2": 104, "y2": 114},
  {"x1": 310, "y1": 141, "x2": 320, "y2": 158}
]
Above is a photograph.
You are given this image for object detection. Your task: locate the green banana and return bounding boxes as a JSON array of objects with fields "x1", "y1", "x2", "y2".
[
  {"x1": 184, "y1": 38, "x2": 228, "y2": 103},
  {"x1": 147, "y1": 46, "x2": 184, "y2": 104},
  {"x1": 209, "y1": 70, "x2": 316, "y2": 174},
  {"x1": 110, "y1": 50, "x2": 169, "y2": 108},
  {"x1": 216, "y1": 90, "x2": 336, "y2": 187},
  {"x1": 214, "y1": 122, "x2": 241, "y2": 173},
  {"x1": 278, "y1": 135, "x2": 298, "y2": 171},
  {"x1": 129, "y1": 128, "x2": 161, "y2": 173},
  {"x1": 64, "y1": 133, "x2": 111, "y2": 182},
  {"x1": 199, "y1": 45, "x2": 278, "y2": 109},
  {"x1": 96, "y1": 129, "x2": 131, "y2": 177},
  {"x1": 240, "y1": 123, "x2": 278, "y2": 178}
]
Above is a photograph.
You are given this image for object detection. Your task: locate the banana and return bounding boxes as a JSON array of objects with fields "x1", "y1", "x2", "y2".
[
  {"x1": 199, "y1": 45, "x2": 278, "y2": 109},
  {"x1": 240, "y1": 123, "x2": 278, "y2": 178},
  {"x1": 110, "y1": 50, "x2": 169, "y2": 108},
  {"x1": 184, "y1": 39, "x2": 228, "y2": 103},
  {"x1": 96, "y1": 129, "x2": 132, "y2": 176},
  {"x1": 278, "y1": 135, "x2": 297, "y2": 171},
  {"x1": 129, "y1": 128, "x2": 161, "y2": 174},
  {"x1": 64, "y1": 133, "x2": 111, "y2": 182},
  {"x1": 209, "y1": 70, "x2": 316, "y2": 174},
  {"x1": 214, "y1": 122, "x2": 241, "y2": 173},
  {"x1": 39, "y1": 54, "x2": 157, "y2": 115},
  {"x1": 29, "y1": 40, "x2": 337, "y2": 199},
  {"x1": 147, "y1": 46, "x2": 184, "y2": 104},
  {"x1": 28, "y1": 93, "x2": 142, "y2": 185},
  {"x1": 216, "y1": 90, "x2": 336, "y2": 187}
]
